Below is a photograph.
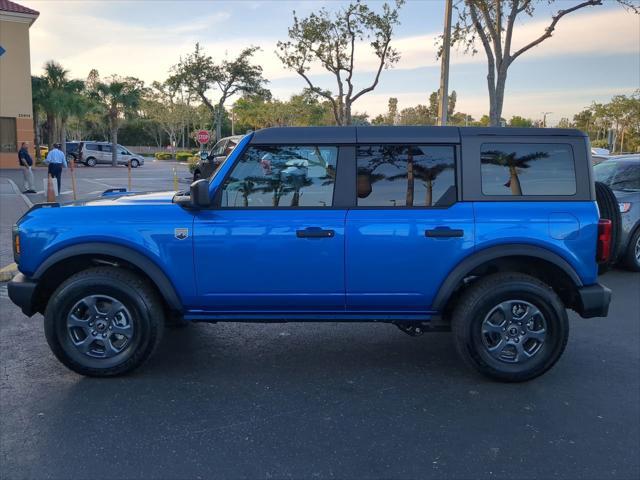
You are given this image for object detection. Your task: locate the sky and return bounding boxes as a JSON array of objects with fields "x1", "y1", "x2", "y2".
[{"x1": 25, "y1": 0, "x2": 640, "y2": 126}]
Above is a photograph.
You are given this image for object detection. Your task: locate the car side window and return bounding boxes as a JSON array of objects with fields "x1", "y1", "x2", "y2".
[
  {"x1": 481, "y1": 143, "x2": 576, "y2": 196},
  {"x1": 102, "y1": 145, "x2": 112, "y2": 153},
  {"x1": 220, "y1": 145, "x2": 338, "y2": 208},
  {"x1": 85, "y1": 144, "x2": 98, "y2": 151},
  {"x1": 224, "y1": 140, "x2": 237, "y2": 156},
  {"x1": 212, "y1": 140, "x2": 226, "y2": 157},
  {"x1": 356, "y1": 145, "x2": 456, "y2": 207}
]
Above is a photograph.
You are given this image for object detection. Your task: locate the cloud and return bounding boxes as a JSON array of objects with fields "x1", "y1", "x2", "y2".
[{"x1": 26, "y1": 0, "x2": 639, "y2": 119}]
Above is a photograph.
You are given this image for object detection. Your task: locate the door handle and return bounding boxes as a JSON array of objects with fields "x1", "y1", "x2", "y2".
[
  {"x1": 425, "y1": 228, "x2": 464, "y2": 238},
  {"x1": 296, "y1": 227, "x2": 335, "y2": 239}
]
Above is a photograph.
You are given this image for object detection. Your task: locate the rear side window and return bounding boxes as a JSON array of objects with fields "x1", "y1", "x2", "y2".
[
  {"x1": 220, "y1": 145, "x2": 337, "y2": 208},
  {"x1": 85, "y1": 144, "x2": 99, "y2": 151},
  {"x1": 481, "y1": 143, "x2": 576, "y2": 196},
  {"x1": 357, "y1": 145, "x2": 456, "y2": 207}
]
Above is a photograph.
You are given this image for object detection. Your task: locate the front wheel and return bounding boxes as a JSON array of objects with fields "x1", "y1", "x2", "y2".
[
  {"x1": 130, "y1": 159, "x2": 139, "y2": 168},
  {"x1": 44, "y1": 267, "x2": 164, "y2": 377},
  {"x1": 86, "y1": 157, "x2": 97, "y2": 167},
  {"x1": 452, "y1": 272, "x2": 569, "y2": 382},
  {"x1": 623, "y1": 228, "x2": 640, "y2": 272}
]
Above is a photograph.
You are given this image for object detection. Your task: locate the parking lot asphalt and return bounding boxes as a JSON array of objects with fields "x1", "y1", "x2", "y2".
[
  {"x1": 0, "y1": 160, "x2": 191, "y2": 208},
  {"x1": 1, "y1": 268, "x2": 638, "y2": 480}
]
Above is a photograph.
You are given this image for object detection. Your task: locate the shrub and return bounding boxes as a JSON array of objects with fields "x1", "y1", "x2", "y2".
[
  {"x1": 188, "y1": 156, "x2": 199, "y2": 173},
  {"x1": 591, "y1": 139, "x2": 609, "y2": 149},
  {"x1": 175, "y1": 151, "x2": 192, "y2": 161},
  {"x1": 154, "y1": 152, "x2": 173, "y2": 160}
]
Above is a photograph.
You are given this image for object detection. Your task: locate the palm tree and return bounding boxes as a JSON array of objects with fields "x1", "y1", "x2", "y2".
[
  {"x1": 91, "y1": 75, "x2": 144, "y2": 166},
  {"x1": 40, "y1": 61, "x2": 70, "y2": 148},
  {"x1": 481, "y1": 150, "x2": 549, "y2": 195},
  {"x1": 58, "y1": 79, "x2": 86, "y2": 153},
  {"x1": 31, "y1": 76, "x2": 47, "y2": 161},
  {"x1": 413, "y1": 163, "x2": 451, "y2": 206}
]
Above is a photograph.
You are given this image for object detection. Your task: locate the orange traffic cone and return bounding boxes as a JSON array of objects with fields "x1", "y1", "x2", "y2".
[{"x1": 47, "y1": 175, "x2": 56, "y2": 202}]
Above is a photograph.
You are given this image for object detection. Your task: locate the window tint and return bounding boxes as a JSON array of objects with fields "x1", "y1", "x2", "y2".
[
  {"x1": 356, "y1": 145, "x2": 456, "y2": 207},
  {"x1": 220, "y1": 145, "x2": 338, "y2": 207},
  {"x1": 481, "y1": 143, "x2": 576, "y2": 196},
  {"x1": 85, "y1": 143, "x2": 99, "y2": 151},
  {"x1": 0, "y1": 117, "x2": 17, "y2": 152},
  {"x1": 102, "y1": 145, "x2": 112, "y2": 153}
]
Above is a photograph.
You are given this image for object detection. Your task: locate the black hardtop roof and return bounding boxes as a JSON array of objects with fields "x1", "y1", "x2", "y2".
[{"x1": 250, "y1": 126, "x2": 587, "y2": 144}]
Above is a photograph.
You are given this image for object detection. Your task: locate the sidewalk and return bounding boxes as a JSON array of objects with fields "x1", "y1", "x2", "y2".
[{"x1": 0, "y1": 178, "x2": 30, "y2": 277}]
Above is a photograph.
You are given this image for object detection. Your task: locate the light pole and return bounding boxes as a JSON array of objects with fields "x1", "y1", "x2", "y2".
[{"x1": 437, "y1": 0, "x2": 453, "y2": 126}]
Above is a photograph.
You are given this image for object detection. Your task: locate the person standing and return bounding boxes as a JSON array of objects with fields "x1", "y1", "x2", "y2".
[
  {"x1": 18, "y1": 142, "x2": 36, "y2": 194},
  {"x1": 45, "y1": 143, "x2": 67, "y2": 194}
]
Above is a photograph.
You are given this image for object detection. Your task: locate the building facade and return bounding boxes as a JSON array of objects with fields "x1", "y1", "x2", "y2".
[{"x1": 0, "y1": 0, "x2": 38, "y2": 169}]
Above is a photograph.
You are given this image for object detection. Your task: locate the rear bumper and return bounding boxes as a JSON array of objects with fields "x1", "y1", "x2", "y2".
[
  {"x1": 7, "y1": 273, "x2": 38, "y2": 317},
  {"x1": 575, "y1": 283, "x2": 611, "y2": 318}
]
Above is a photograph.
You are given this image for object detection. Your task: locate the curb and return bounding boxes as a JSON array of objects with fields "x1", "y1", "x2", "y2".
[
  {"x1": 0, "y1": 263, "x2": 17, "y2": 282},
  {"x1": 5, "y1": 178, "x2": 34, "y2": 208}
]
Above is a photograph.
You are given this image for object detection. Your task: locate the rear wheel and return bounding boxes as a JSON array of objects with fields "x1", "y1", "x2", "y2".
[
  {"x1": 595, "y1": 181, "x2": 621, "y2": 273},
  {"x1": 86, "y1": 157, "x2": 97, "y2": 167},
  {"x1": 44, "y1": 267, "x2": 164, "y2": 377},
  {"x1": 623, "y1": 227, "x2": 640, "y2": 272},
  {"x1": 452, "y1": 273, "x2": 569, "y2": 382}
]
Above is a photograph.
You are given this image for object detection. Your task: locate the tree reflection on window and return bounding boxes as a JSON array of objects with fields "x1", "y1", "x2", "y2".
[
  {"x1": 357, "y1": 145, "x2": 455, "y2": 207},
  {"x1": 222, "y1": 146, "x2": 337, "y2": 207}
]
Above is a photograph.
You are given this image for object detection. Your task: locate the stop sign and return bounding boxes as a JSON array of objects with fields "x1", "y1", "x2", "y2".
[{"x1": 197, "y1": 130, "x2": 210, "y2": 145}]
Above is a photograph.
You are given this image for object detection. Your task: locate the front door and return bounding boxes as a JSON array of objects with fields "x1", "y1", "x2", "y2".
[
  {"x1": 346, "y1": 144, "x2": 474, "y2": 313},
  {"x1": 193, "y1": 143, "x2": 346, "y2": 312}
]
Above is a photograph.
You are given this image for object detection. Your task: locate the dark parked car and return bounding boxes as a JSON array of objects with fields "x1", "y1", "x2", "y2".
[
  {"x1": 594, "y1": 155, "x2": 640, "y2": 271},
  {"x1": 193, "y1": 135, "x2": 242, "y2": 181}
]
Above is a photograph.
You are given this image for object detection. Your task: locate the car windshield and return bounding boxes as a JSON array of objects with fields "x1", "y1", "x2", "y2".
[{"x1": 594, "y1": 161, "x2": 640, "y2": 192}]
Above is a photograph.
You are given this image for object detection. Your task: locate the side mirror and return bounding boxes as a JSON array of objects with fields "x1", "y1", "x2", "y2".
[{"x1": 190, "y1": 179, "x2": 211, "y2": 208}]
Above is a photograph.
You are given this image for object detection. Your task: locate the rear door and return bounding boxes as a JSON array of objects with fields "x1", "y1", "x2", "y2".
[
  {"x1": 99, "y1": 144, "x2": 111, "y2": 164},
  {"x1": 346, "y1": 142, "x2": 474, "y2": 313}
]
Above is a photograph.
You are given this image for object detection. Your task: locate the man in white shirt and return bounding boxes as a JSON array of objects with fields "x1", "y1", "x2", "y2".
[{"x1": 45, "y1": 143, "x2": 67, "y2": 194}]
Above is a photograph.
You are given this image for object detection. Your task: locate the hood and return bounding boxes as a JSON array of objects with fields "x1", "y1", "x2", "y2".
[{"x1": 68, "y1": 191, "x2": 177, "y2": 207}]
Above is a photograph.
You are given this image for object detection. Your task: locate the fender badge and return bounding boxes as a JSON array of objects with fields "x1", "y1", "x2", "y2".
[{"x1": 174, "y1": 228, "x2": 189, "y2": 240}]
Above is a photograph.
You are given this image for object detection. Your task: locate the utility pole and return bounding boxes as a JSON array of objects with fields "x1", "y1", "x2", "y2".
[
  {"x1": 542, "y1": 112, "x2": 553, "y2": 128},
  {"x1": 437, "y1": 0, "x2": 453, "y2": 126}
]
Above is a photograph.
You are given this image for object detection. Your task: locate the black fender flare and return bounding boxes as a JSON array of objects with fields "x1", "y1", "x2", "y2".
[
  {"x1": 34, "y1": 242, "x2": 182, "y2": 311},
  {"x1": 432, "y1": 244, "x2": 583, "y2": 312}
]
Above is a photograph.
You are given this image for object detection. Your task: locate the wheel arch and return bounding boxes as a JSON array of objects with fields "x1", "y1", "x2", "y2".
[
  {"x1": 433, "y1": 244, "x2": 583, "y2": 315},
  {"x1": 33, "y1": 243, "x2": 182, "y2": 314}
]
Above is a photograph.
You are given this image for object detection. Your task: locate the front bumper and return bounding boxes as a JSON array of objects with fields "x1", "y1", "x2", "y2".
[
  {"x1": 575, "y1": 283, "x2": 611, "y2": 318},
  {"x1": 7, "y1": 273, "x2": 38, "y2": 317}
]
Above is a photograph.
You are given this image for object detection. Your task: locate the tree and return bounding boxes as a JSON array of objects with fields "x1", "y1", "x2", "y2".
[
  {"x1": 446, "y1": 0, "x2": 639, "y2": 126},
  {"x1": 508, "y1": 115, "x2": 533, "y2": 128},
  {"x1": 144, "y1": 81, "x2": 190, "y2": 159},
  {"x1": 90, "y1": 73, "x2": 144, "y2": 166},
  {"x1": 277, "y1": 0, "x2": 404, "y2": 125},
  {"x1": 170, "y1": 43, "x2": 268, "y2": 142},
  {"x1": 31, "y1": 75, "x2": 47, "y2": 160}
]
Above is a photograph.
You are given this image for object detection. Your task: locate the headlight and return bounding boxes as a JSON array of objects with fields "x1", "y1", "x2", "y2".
[
  {"x1": 12, "y1": 225, "x2": 20, "y2": 264},
  {"x1": 619, "y1": 202, "x2": 631, "y2": 213}
]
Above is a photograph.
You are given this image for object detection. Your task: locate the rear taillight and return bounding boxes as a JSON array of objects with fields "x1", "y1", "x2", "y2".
[{"x1": 597, "y1": 219, "x2": 612, "y2": 264}]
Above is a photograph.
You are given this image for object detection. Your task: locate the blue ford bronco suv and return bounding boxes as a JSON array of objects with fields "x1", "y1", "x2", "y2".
[{"x1": 8, "y1": 127, "x2": 613, "y2": 381}]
